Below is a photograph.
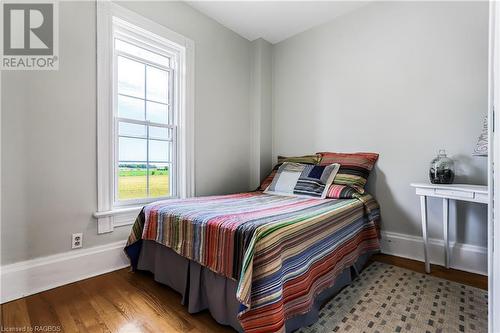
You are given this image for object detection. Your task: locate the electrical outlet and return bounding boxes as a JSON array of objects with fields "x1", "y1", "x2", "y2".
[{"x1": 72, "y1": 233, "x2": 83, "y2": 249}]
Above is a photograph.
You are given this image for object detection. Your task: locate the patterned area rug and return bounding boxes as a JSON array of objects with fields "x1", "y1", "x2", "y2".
[{"x1": 298, "y1": 261, "x2": 488, "y2": 333}]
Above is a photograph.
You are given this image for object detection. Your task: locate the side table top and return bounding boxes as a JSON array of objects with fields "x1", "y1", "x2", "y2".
[{"x1": 410, "y1": 182, "x2": 488, "y2": 194}]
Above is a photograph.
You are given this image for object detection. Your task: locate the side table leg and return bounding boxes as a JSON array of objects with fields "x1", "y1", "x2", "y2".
[
  {"x1": 420, "y1": 195, "x2": 430, "y2": 273},
  {"x1": 443, "y1": 198, "x2": 450, "y2": 269}
]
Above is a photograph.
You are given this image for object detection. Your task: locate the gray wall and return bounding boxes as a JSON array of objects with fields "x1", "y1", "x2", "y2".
[
  {"x1": 272, "y1": 1, "x2": 489, "y2": 246},
  {"x1": 257, "y1": 40, "x2": 273, "y2": 184},
  {"x1": 250, "y1": 38, "x2": 273, "y2": 188},
  {"x1": 1, "y1": 1, "x2": 253, "y2": 264}
]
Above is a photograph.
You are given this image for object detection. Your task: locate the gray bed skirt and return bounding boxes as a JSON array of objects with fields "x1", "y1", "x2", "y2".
[{"x1": 137, "y1": 240, "x2": 372, "y2": 332}]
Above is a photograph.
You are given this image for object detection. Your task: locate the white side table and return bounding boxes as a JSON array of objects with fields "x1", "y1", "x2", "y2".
[{"x1": 410, "y1": 182, "x2": 488, "y2": 273}]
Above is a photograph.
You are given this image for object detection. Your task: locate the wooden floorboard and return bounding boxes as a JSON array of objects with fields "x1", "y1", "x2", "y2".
[{"x1": 1, "y1": 254, "x2": 487, "y2": 332}]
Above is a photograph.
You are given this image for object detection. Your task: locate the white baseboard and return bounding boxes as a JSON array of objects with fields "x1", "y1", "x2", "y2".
[
  {"x1": 380, "y1": 231, "x2": 487, "y2": 276},
  {"x1": 0, "y1": 240, "x2": 129, "y2": 303}
]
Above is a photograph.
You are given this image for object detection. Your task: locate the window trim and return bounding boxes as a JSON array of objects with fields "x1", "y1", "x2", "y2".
[{"x1": 95, "y1": 2, "x2": 194, "y2": 234}]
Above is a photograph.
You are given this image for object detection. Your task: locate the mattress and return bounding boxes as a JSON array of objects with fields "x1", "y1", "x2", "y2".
[{"x1": 125, "y1": 191, "x2": 381, "y2": 333}]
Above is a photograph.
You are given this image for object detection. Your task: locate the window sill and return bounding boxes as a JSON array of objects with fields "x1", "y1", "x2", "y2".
[
  {"x1": 93, "y1": 206, "x2": 143, "y2": 234},
  {"x1": 93, "y1": 205, "x2": 143, "y2": 218}
]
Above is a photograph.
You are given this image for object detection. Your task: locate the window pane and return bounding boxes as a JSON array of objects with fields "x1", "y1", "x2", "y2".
[
  {"x1": 149, "y1": 140, "x2": 170, "y2": 162},
  {"x1": 119, "y1": 137, "x2": 147, "y2": 162},
  {"x1": 146, "y1": 66, "x2": 168, "y2": 103},
  {"x1": 149, "y1": 163, "x2": 170, "y2": 198},
  {"x1": 149, "y1": 126, "x2": 171, "y2": 140},
  {"x1": 115, "y1": 39, "x2": 170, "y2": 68},
  {"x1": 118, "y1": 95, "x2": 144, "y2": 121},
  {"x1": 118, "y1": 56, "x2": 145, "y2": 98},
  {"x1": 146, "y1": 101, "x2": 168, "y2": 124},
  {"x1": 119, "y1": 122, "x2": 146, "y2": 138},
  {"x1": 118, "y1": 164, "x2": 147, "y2": 200}
]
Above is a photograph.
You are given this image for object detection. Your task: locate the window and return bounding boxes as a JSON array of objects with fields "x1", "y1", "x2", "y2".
[
  {"x1": 95, "y1": 3, "x2": 194, "y2": 233},
  {"x1": 113, "y1": 23, "x2": 176, "y2": 203}
]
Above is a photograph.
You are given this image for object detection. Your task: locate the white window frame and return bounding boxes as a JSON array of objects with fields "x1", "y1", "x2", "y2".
[{"x1": 94, "y1": 2, "x2": 194, "y2": 234}]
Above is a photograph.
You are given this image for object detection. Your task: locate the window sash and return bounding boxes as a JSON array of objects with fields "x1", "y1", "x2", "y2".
[
  {"x1": 115, "y1": 53, "x2": 174, "y2": 120},
  {"x1": 114, "y1": 122, "x2": 178, "y2": 205},
  {"x1": 112, "y1": 29, "x2": 178, "y2": 206},
  {"x1": 114, "y1": 118, "x2": 177, "y2": 206}
]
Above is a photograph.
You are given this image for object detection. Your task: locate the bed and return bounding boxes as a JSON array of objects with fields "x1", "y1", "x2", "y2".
[{"x1": 124, "y1": 191, "x2": 381, "y2": 333}]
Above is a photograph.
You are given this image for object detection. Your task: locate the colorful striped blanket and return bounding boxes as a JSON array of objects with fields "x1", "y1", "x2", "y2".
[{"x1": 124, "y1": 192, "x2": 381, "y2": 332}]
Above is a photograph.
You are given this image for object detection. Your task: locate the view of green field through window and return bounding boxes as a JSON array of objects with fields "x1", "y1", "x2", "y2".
[{"x1": 118, "y1": 164, "x2": 169, "y2": 199}]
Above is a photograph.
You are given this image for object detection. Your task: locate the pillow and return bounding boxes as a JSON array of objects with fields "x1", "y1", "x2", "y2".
[
  {"x1": 325, "y1": 184, "x2": 359, "y2": 199},
  {"x1": 258, "y1": 154, "x2": 321, "y2": 191},
  {"x1": 264, "y1": 162, "x2": 340, "y2": 199},
  {"x1": 318, "y1": 152, "x2": 379, "y2": 195},
  {"x1": 277, "y1": 154, "x2": 321, "y2": 165}
]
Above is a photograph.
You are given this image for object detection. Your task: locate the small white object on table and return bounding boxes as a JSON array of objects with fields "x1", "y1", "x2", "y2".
[{"x1": 410, "y1": 182, "x2": 488, "y2": 273}]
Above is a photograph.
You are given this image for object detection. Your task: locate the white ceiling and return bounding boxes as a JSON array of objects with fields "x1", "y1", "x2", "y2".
[{"x1": 186, "y1": 1, "x2": 368, "y2": 44}]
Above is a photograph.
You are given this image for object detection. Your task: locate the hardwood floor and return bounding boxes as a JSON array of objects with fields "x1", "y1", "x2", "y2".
[{"x1": 1, "y1": 255, "x2": 487, "y2": 333}]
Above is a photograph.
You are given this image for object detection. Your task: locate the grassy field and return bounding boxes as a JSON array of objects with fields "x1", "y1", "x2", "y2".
[{"x1": 118, "y1": 169, "x2": 169, "y2": 199}]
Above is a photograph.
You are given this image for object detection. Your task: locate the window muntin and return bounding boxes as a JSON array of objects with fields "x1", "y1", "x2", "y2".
[{"x1": 113, "y1": 28, "x2": 177, "y2": 204}]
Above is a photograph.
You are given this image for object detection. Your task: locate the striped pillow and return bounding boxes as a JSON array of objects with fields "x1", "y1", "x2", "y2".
[
  {"x1": 325, "y1": 184, "x2": 359, "y2": 199},
  {"x1": 318, "y1": 152, "x2": 379, "y2": 195},
  {"x1": 258, "y1": 154, "x2": 321, "y2": 191},
  {"x1": 264, "y1": 162, "x2": 340, "y2": 199}
]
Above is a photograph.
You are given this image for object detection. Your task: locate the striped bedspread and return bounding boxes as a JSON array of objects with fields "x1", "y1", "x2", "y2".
[{"x1": 125, "y1": 192, "x2": 381, "y2": 332}]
